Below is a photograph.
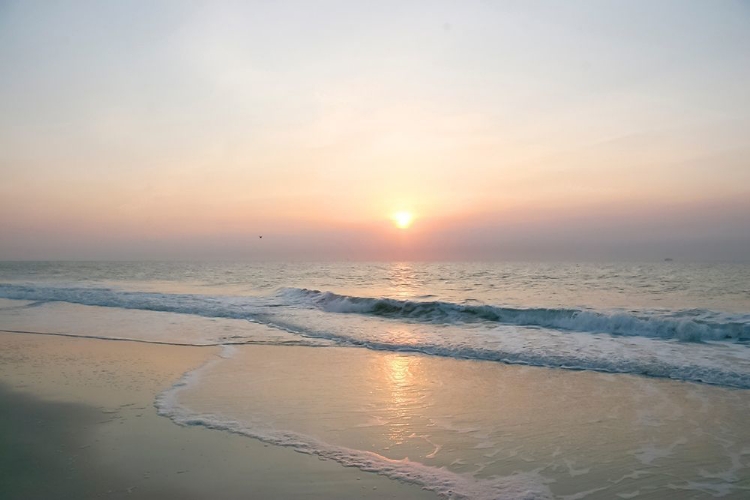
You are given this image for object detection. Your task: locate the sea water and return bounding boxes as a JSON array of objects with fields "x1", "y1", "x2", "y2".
[{"x1": 1, "y1": 261, "x2": 750, "y2": 498}]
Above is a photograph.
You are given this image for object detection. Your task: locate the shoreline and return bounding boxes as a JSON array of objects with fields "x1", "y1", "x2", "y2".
[
  {"x1": 3, "y1": 296, "x2": 750, "y2": 499},
  {"x1": 0, "y1": 332, "x2": 438, "y2": 499}
]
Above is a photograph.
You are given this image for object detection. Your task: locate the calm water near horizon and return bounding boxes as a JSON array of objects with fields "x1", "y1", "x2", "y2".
[
  {"x1": 2, "y1": 260, "x2": 749, "y2": 308},
  {"x1": 2, "y1": 261, "x2": 750, "y2": 499}
]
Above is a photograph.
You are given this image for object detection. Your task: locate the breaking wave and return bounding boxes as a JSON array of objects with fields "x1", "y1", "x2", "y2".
[
  {"x1": 284, "y1": 288, "x2": 750, "y2": 342},
  {"x1": 2, "y1": 283, "x2": 750, "y2": 388},
  {"x1": 1, "y1": 283, "x2": 749, "y2": 343}
]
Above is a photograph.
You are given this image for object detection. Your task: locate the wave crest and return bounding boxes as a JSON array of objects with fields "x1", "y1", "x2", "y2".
[{"x1": 285, "y1": 288, "x2": 750, "y2": 342}]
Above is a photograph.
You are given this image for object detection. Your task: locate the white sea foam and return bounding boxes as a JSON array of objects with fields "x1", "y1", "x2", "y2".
[
  {"x1": 154, "y1": 351, "x2": 553, "y2": 500},
  {"x1": 3, "y1": 284, "x2": 750, "y2": 388},
  {"x1": 632, "y1": 438, "x2": 688, "y2": 466},
  {"x1": 4, "y1": 283, "x2": 748, "y2": 342},
  {"x1": 558, "y1": 486, "x2": 611, "y2": 500},
  {"x1": 284, "y1": 288, "x2": 750, "y2": 342}
]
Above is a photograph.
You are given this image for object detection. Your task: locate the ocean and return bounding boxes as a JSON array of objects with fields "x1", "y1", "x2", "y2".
[{"x1": 2, "y1": 261, "x2": 750, "y2": 499}]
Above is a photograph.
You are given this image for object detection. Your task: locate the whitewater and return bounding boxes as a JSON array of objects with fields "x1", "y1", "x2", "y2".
[
  {"x1": 2, "y1": 261, "x2": 750, "y2": 499},
  {"x1": 1, "y1": 262, "x2": 750, "y2": 389}
]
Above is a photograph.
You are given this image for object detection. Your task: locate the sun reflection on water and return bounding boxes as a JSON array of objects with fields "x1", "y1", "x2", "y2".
[
  {"x1": 383, "y1": 354, "x2": 421, "y2": 445},
  {"x1": 388, "y1": 262, "x2": 420, "y2": 299}
]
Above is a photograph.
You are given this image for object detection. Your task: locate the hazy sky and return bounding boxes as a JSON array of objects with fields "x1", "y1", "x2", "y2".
[{"x1": 1, "y1": 0, "x2": 749, "y2": 261}]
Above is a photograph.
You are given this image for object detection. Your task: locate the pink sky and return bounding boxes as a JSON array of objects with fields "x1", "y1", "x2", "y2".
[{"x1": 1, "y1": 1, "x2": 749, "y2": 261}]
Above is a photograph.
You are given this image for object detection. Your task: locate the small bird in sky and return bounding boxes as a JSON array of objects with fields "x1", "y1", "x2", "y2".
[{"x1": 259, "y1": 235, "x2": 262, "y2": 239}]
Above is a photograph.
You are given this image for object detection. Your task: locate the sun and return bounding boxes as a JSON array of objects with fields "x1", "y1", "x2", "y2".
[{"x1": 392, "y1": 211, "x2": 414, "y2": 229}]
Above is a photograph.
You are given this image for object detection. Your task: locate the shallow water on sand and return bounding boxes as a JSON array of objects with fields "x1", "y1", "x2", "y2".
[
  {"x1": 2, "y1": 261, "x2": 750, "y2": 498},
  {"x1": 167, "y1": 345, "x2": 750, "y2": 499}
]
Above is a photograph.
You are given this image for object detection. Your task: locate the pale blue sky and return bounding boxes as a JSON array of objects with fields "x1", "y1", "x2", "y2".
[{"x1": 1, "y1": 1, "x2": 749, "y2": 260}]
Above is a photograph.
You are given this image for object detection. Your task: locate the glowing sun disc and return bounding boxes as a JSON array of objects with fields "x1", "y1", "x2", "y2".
[{"x1": 393, "y1": 211, "x2": 414, "y2": 229}]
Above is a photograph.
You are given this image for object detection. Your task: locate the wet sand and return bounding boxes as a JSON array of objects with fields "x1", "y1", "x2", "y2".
[
  {"x1": 3, "y1": 298, "x2": 750, "y2": 499},
  {"x1": 0, "y1": 332, "x2": 438, "y2": 499}
]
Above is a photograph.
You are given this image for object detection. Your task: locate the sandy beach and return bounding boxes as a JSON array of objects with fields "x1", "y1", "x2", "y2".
[
  {"x1": 0, "y1": 332, "x2": 438, "y2": 499},
  {"x1": 3, "y1": 0, "x2": 749, "y2": 496},
  {"x1": 2, "y1": 268, "x2": 750, "y2": 499}
]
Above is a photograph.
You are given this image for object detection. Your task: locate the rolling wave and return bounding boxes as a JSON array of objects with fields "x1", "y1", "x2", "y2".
[
  {"x1": 0, "y1": 283, "x2": 270, "y2": 320},
  {"x1": 1, "y1": 283, "x2": 749, "y2": 343},
  {"x1": 2, "y1": 283, "x2": 750, "y2": 387},
  {"x1": 284, "y1": 288, "x2": 750, "y2": 342}
]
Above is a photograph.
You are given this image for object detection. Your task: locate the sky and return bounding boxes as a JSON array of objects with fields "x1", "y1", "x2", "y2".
[{"x1": 1, "y1": 0, "x2": 749, "y2": 261}]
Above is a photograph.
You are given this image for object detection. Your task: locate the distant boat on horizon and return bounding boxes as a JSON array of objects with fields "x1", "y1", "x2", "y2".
[{"x1": 664, "y1": 258, "x2": 674, "y2": 262}]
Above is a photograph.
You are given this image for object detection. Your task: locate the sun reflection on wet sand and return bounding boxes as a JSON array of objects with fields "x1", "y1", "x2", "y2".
[
  {"x1": 383, "y1": 354, "x2": 421, "y2": 445},
  {"x1": 178, "y1": 345, "x2": 750, "y2": 498}
]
